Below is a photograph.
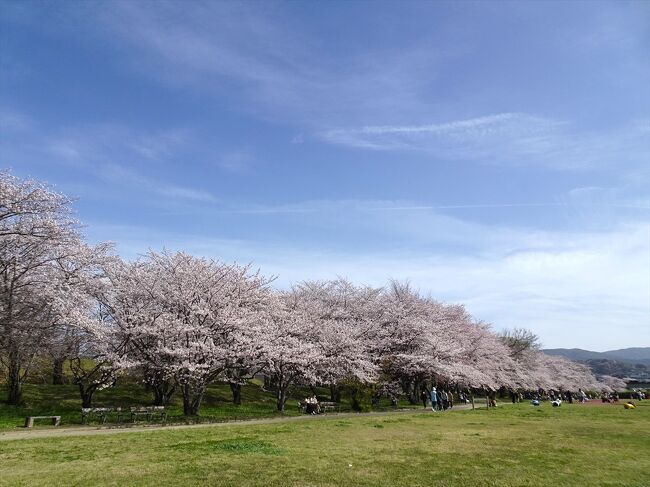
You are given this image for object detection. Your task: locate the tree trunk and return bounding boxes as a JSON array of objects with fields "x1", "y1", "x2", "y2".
[
  {"x1": 229, "y1": 382, "x2": 242, "y2": 406},
  {"x1": 400, "y1": 379, "x2": 411, "y2": 398},
  {"x1": 78, "y1": 383, "x2": 95, "y2": 408},
  {"x1": 350, "y1": 386, "x2": 361, "y2": 411},
  {"x1": 330, "y1": 384, "x2": 341, "y2": 403},
  {"x1": 52, "y1": 357, "x2": 65, "y2": 385},
  {"x1": 7, "y1": 349, "x2": 23, "y2": 405},
  {"x1": 408, "y1": 381, "x2": 420, "y2": 405},
  {"x1": 152, "y1": 380, "x2": 176, "y2": 406},
  {"x1": 276, "y1": 387, "x2": 287, "y2": 412},
  {"x1": 182, "y1": 382, "x2": 205, "y2": 416},
  {"x1": 371, "y1": 395, "x2": 380, "y2": 407}
]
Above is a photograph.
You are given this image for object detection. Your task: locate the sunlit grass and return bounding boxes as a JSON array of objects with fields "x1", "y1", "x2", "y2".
[{"x1": 1, "y1": 402, "x2": 648, "y2": 486}]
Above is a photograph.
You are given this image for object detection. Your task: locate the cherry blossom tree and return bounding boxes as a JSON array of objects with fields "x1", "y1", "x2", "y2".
[
  {"x1": 259, "y1": 290, "x2": 322, "y2": 411},
  {"x1": 50, "y1": 243, "x2": 124, "y2": 408},
  {"x1": 0, "y1": 171, "x2": 112, "y2": 404},
  {"x1": 598, "y1": 374, "x2": 627, "y2": 392},
  {"x1": 290, "y1": 279, "x2": 381, "y2": 408},
  {"x1": 372, "y1": 283, "x2": 472, "y2": 401},
  {"x1": 100, "y1": 251, "x2": 273, "y2": 415}
]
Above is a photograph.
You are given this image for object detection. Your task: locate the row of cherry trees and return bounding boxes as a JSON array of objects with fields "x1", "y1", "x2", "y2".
[{"x1": 1, "y1": 171, "x2": 620, "y2": 414}]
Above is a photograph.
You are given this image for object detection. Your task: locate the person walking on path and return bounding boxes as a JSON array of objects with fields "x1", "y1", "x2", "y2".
[
  {"x1": 430, "y1": 387, "x2": 438, "y2": 411},
  {"x1": 421, "y1": 390, "x2": 428, "y2": 409}
]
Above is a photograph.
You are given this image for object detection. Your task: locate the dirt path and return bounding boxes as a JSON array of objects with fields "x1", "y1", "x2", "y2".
[{"x1": 0, "y1": 404, "x2": 475, "y2": 442}]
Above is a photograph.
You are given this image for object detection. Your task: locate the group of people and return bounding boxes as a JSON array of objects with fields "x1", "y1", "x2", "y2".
[
  {"x1": 601, "y1": 392, "x2": 620, "y2": 403},
  {"x1": 426, "y1": 387, "x2": 454, "y2": 411},
  {"x1": 458, "y1": 392, "x2": 471, "y2": 404},
  {"x1": 302, "y1": 395, "x2": 320, "y2": 415},
  {"x1": 526, "y1": 389, "x2": 577, "y2": 404},
  {"x1": 551, "y1": 390, "x2": 575, "y2": 404}
]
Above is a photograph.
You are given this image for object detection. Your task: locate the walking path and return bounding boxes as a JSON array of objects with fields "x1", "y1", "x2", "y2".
[{"x1": 0, "y1": 404, "x2": 476, "y2": 442}]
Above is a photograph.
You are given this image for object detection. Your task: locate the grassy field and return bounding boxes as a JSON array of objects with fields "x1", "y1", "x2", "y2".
[{"x1": 0, "y1": 401, "x2": 648, "y2": 486}]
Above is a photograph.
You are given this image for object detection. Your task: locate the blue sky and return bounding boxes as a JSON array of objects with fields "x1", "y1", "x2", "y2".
[{"x1": 1, "y1": 0, "x2": 649, "y2": 351}]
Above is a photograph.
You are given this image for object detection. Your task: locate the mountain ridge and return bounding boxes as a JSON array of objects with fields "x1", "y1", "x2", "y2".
[
  {"x1": 543, "y1": 347, "x2": 650, "y2": 365},
  {"x1": 542, "y1": 347, "x2": 650, "y2": 378}
]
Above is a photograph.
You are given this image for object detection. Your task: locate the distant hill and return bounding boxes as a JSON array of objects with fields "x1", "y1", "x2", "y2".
[
  {"x1": 601, "y1": 347, "x2": 650, "y2": 363},
  {"x1": 543, "y1": 347, "x2": 650, "y2": 379},
  {"x1": 543, "y1": 347, "x2": 650, "y2": 364}
]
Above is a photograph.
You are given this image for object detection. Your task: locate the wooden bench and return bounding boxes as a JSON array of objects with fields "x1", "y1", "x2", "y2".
[
  {"x1": 24, "y1": 416, "x2": 61, "y2": 428},
  {"x1": 130, "y1": 406, "x2": 167, "y2": 423},
  {"x1": 81, "y1": 407, "x2": 123, "y2": 424},
  {"x1": 299, "y1": 401, "x2": 339, "y2": 414},
  {"x1": 319, "y1": 402, "x2": 340, "y2": 413}
]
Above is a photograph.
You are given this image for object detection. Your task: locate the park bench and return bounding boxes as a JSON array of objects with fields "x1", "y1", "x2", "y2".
[
  {"x1": 81, "y1": 407, "x2": 123, "y2": 424},
  {"x1": 130, "y1": 406, "x2": 167, "y2": 423},
  {"x1": 319, "y1": 401, "x2": 340, "y2": 413},
  {"x1": 24, "y1": 416, "x2": 61, "y2": 428},
  {"x1": 299, "y1": 401, "x2": 340, "y2": 414}
]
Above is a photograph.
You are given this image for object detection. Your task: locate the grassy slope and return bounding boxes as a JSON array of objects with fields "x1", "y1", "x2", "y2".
[
  {"x1": 0, "y1": 383, "x2": 304, "y2": 429},
  {"x1": 1, "y1": 402, "x2": 648, "y2": 486},
  {"x1": 0, "y1": 382, "x2": 410, "y2": 430}
]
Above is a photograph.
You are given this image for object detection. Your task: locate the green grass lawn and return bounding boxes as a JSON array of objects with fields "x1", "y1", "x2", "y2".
[{"x1": 1, "y1": 402, "x2": 648, "y2": 486}]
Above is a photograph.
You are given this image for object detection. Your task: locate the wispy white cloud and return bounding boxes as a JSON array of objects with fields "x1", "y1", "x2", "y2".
[
  {"x1": 567, "y1": 185, "x2": 650, "y2": 210},
  {"x1": 214, "y1": 151, "x2": 254, "y2": 174},
  {"x1": 333, "y1": 113, "x2": 553, "y2": 136},
  {"x1": 1, "y1": 117, "x2": 218, "y2": 204},
  {"x1": 80, "y1": 1, "x2": 450, "y2": 128},
  {"x1": 321, "y1": 113, "x2": 650, "y2": 170},
  {"x1": 0, "y1": 109, "x2": 33, "y2": 132},
  {"x1": 127, "y1": 129, "x2": 190, "y2": 161},
  {"x1": 96, "y1": 163, "x2": 217, "y2": 203},
  {"x1": 208, "y1": 198, "x2": 650, "y2": 218},
  {"x1": 44, "y1": 124, "x2": 191, "y2": 164},
  {"x1": 58, "y1": 131, "x2": 217, "y2": 203}
]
